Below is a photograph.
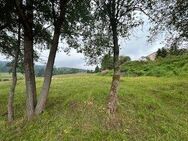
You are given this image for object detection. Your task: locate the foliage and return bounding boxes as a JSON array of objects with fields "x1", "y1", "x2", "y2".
[
  {"x1": 53, "y1": 67, "x2": 87, "y2": 75},
  {"x1": 119, "y1": 56, "x2": 131, "y2": 65},
  {"x1": 101, "y1": 54, "x2": 131, "y2": 70},
  {"x1": 101, "y1": 54, "x2": 113, "y2": 70},
  {"x1": 0, "y1": 74, "x2": 188, "y2": 140},
  {"x1": 78, "y1": 0, "x2": 144, "y2": 65},
  {"x1": 94, "y1": 65, "x2": 100, "y2": 73},
  {"x1": 169, "y1": 44, "x2": 188, "y2": 56},
  {"x1": 120, "y1": 54, "x2": 188, "y2": 77},
  {"x1": 156, "y1": 46, "x2": 187, "y2": 59},
  {"x1": 147, "y1": 0, "x2": 188, "y2": 48},
  {"x1": 156, "y1": 48, "x2": 168, "y2": 58}
]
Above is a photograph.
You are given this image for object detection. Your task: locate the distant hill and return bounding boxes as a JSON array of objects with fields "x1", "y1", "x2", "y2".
[
  {"x1": 0, "y1": 61, "x2": 87, "y2": 76},
  {"x1": 0, "y1": 61, "x2": 10, "y2": 72}
]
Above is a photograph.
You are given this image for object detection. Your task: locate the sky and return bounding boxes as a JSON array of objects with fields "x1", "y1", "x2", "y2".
[{"x1": 0, "y1": 18, "x2": 165, "y2": 70}]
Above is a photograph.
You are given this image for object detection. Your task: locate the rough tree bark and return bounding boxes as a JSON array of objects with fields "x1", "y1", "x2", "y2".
[
  {"x1": 107, "y1": 24, "x2": 120, "y2": 118},
  {"x1": 107, "y1": 1, "x2": 120, "y2": 118},
  {"x1": 23, "y1": 0, "x2": 37, "y2": 120},
  {"x1": 35, "y1": 30, "x2": 60, "y2": 115},
  {"x1": 35, "y1": 0, "x2": 67, "y2": 115},
  {"x1": 7, "y1": 23, "x2": 20, "y2": 122},
  {"x1": 24, "y1": 34, "x2": 37, "y2": 120}
]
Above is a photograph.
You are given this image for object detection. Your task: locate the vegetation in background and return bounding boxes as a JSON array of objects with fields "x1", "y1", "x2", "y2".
[
  {"x1": 94, "y1": 66, "x2": 100, "y2": 73},
  {"x1": 156, "y1": 48, "x2": 168, "y2": 58},
  {"x1": 156, "y1": 45, "x2": 187, "y2": 59},
  {"x1": 120, "y1": 54, "x2": 188, "y2": 77},
  {"x1": 148, "y1": 0, "x2": 188, "y2": 48},
  {"x1": 0, "y1": 61, "x2": 88, "y2": 77},
  {"x1": 99, "y1": 53, "x2": 188, "y2": 77}
]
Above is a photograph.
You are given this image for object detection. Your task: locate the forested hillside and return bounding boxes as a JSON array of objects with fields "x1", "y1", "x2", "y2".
[{"x1": 0, "y1": 61, "x2": 87, "y2": 76}]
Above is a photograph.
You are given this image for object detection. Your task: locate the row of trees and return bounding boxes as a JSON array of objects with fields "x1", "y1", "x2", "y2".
[
  {"x1": 0, "y1": 0, "x2": 187, "y2": 123},
  {"x1": 1, "y1": 0, "x2": 91, "y2": 121},
  {"x1": 156, "y1": 46, "x2": 187, "y2": 59},
  {"x1": 94, "y1": 54, "x2": 131, "y2": 72}
]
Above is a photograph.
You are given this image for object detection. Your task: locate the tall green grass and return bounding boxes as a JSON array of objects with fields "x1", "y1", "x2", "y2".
[
  {"x1": 0, "y1": 74, "x2": 187, "y2": 140},
  {"x1": 120, "y1": 54, "x2": 188, "y2": 77},
  {"x1": 98, "y1": 54, "x2": 188, "y2": 77},
  {"x1": 0, "y1": 73, "x2": 24, "y2": 81}
]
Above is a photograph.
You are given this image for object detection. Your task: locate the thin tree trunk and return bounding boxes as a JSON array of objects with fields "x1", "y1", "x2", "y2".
[
  {"x1": 107, "y1": 19, "x2": 120, "y2": 118},
  {"x1": 35, "y1": 32, "x2": 60, "y2": 115},
  {"x1": 24, "y1": 0, "x2": 37, "y2": 120},
  {"x1": 8, "y1": 53, "x2": 18, "y2": 122},
  {"x1": 7, "y1": 24, "x2": 20, "y2": 122},
  {"x1": 35, "y1": 0, "x2": 67, "y2": 115},
  {"x1": 8, "y1": 45, "x2": 19, "y2": 122}
]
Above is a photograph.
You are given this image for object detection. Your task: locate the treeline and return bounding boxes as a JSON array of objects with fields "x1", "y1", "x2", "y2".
[
  {"x1": 94, "y1": 55, "x2": 131, "y2": 72},
  {"x1": 0, "y1": 61, "x2": 87, "y2": 76},
  {"x1": 99, "y1": 54, "x2": 188, "y2": 77},
  {"x1": 156, "y1": 46, "x2": 187, "y2": 59},
  {"x1": 35, "y1": 65, "x2": 87, "y2": 76}
]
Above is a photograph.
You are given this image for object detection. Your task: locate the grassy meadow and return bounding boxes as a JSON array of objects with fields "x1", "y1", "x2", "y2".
[
  {"x1": 0, "y1": 74, "x2": 188, "y2": 141},
  {"x1": 0, "y1": 73, "x2": 24, "y2": 81}
]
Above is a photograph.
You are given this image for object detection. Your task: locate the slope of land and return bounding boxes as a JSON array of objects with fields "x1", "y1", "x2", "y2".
[
  {"x1": 102, "y1": 54, "x2": 188, "y2": 77},
  {"x1": 121, "y1": 54, "x2": 188, "y2": 77},
  {"x1": 0, "y1": 74, "x2": 188, "y2": 141}
]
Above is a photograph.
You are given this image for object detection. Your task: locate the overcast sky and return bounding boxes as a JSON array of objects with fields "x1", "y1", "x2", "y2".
[{"x1": 0, "y1": 18, "x2": 165, "y2": 70}]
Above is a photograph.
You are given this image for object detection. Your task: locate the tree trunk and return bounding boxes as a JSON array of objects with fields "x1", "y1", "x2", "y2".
[
  {"x1": 107, "y1": 19, "x2": 120, "y2": 118},
  {"x1": 35, "y1": 0, "x2": 67, "y2": 115},
  {"x1": 8, "y1": 53, "x2": 18, "y2": 122},
  {"x1": 24, "y1": 34, "x2": 37, "y2": 120},
  {"x1": 23, "y1": 0, "x2": 37, "y2": 120},
  {"x1": 8, "y1": 22, "x2": 21, "y2": 122},
  {"x1": 35, "y1": 32, "x2": 60, "y2": 115}
]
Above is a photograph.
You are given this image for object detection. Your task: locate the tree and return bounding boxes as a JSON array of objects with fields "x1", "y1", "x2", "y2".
[
  {"x1": 35, "y1": 0, "x2": 91, "y2": 115},
  {"x1": 79, "y1": 0, "x2": 144, "y2": 120},
  {"x1": 0, "y1": 0, "x2": 22, "y2": 122},
  {"x1": 101, "y1": 54, "x2": 113, "y2": 70},
  {"x1": 7, "y1": 23, "x2": 21, "y2": 122},
  {"x1": 94, "y1": 65, "x2": 100, "y2": 73},
  {"x1": 156, "y1": 48, "x2": 168, "y2": 58},
  {"x1": 14, "y1": 0, "x2": 37, "y2": 119},
  {"x1": 119, "y1": 56, "x2": 131, "y2": 65},
  {"x1": 0, "y1": 28, "x2": 21, "y2": 122},
  {"x1": 148, "y1": 0, "x2": 188, "y2": 48},
  {"x1": 101, "y1": 54, "x2": 130, "y2": 70},
  {"x1": 1, "y1": 0, "x2": 51, "y2": 120},
  {"x1": 34, "y1": 0, "x2": 69, "y2": 115}
]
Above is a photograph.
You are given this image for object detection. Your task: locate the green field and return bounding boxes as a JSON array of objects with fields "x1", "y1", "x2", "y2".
[
  {"x1": 0, "y1": 74, "x2": 188, "y2": 141},
  {"x1": 0, "y1": 73, "x2": 24, "y2": 81}
]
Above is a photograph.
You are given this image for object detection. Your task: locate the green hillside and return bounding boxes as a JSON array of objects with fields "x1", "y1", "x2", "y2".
[
  {"x1": 120, "y1": 54, "x2": 188, "y2": 77},
  {"x1": 0, "y1": 74, "x2": 188, "y2": 140},
  {"x1": 100, "y1": 54, "x2": 188, "y2": 77}
]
